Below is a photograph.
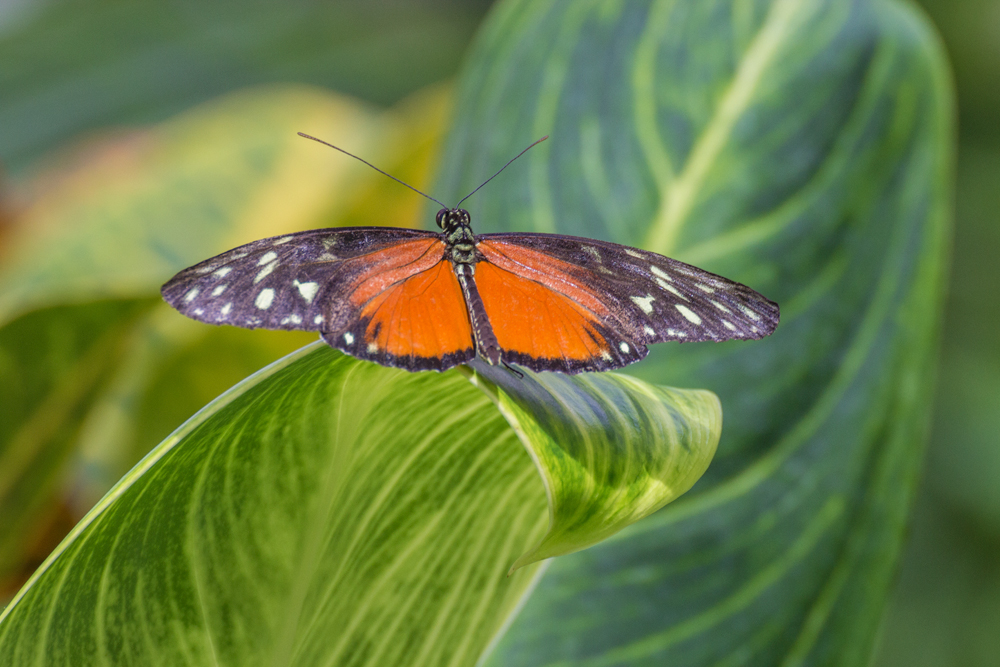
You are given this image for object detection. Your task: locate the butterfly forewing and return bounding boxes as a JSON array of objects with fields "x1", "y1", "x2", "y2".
[{"x1": 477, "y1": 233, "x2": 779, "y2": 351}]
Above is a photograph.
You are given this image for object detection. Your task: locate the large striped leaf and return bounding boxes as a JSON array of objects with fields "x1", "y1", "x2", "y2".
[
  {"x1": 435, "y1": 0, "x2": 952, "y2": 664},
  {"x1": 0, "y1": 345, "x2": 720, "y2": 666},
  {"x1": 0, "y1": 85, "x2": 444, "y2": 592}
]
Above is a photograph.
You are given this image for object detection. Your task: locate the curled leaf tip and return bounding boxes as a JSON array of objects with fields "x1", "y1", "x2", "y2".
[{"x1": 465, "y1": 360, "x2": 721, "y2": 571}]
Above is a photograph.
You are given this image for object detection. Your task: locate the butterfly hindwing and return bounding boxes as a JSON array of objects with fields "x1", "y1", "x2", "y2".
[
  {"x1": 323, "y1": 245, "x2": 475, "y2": 371},
  {"x1": 472, "y1": 258, "x2": 645, "y2": 373},
  {"x1": 476, "y1": 233, "x2": 779, "y2": 364}
]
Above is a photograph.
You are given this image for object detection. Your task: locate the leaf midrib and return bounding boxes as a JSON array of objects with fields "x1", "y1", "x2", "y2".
[{"x1": 644, "y1": 0, "x2": 805, "y2": 255}]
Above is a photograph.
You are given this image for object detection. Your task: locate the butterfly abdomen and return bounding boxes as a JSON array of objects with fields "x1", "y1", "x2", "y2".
[
  {"x1": 456, "y1": 271, "x2": 501, "y2": 366},
  {"x1": 439, "y1": 209, "x2": 501, "y2": 365}
]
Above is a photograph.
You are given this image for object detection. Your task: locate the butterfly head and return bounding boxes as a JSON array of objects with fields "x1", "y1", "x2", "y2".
[{"x1": 436, "y1": 208, "x2": 472, "y2": 233}]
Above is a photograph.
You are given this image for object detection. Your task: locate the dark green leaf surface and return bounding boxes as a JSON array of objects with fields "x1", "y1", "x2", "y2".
[
  {"x1": 0, "y1": 300, "x2": 155, "y2": 580},
  {"x1": 0, "y1": 345, "x2": 721, "y2": 666},
  {"x1": 0, "y1": 0, "x2": 489, "y2": 173},
  {"x1": 436, "y1": 0, "x2": 952, "y2": 664}
]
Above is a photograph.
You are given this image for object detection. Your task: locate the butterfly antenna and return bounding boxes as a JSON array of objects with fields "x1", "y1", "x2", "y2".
[
  {"x1": 455, "y1": 135, "x2": 548, "y2": 208},
  {"x1": 297, "y1": 132, "x2": 448, "y2": 209}
]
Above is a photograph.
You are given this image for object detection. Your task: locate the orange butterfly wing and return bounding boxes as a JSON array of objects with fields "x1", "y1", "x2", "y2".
[
  {"x1": 475, "y1": 240, "x2": 645, "y2": 373},
  {"x1": 325, "y1": 237, "x2": 475, "y2": 371}
]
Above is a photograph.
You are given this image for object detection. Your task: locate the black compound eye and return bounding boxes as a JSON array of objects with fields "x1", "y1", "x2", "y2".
[{"x1": 435, "y1": 208, "x2": 448, "y2": 228}]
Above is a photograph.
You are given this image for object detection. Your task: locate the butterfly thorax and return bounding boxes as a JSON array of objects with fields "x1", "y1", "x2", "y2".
[
  {"x1": 433, "y1": 207, "x2": 503, "y2": 365},
  {"x1": 437, "y1": 208, "x2": 478, "y2": 269}
]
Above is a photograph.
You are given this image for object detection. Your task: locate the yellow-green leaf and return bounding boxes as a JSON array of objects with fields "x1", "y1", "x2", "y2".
[
  {"x1": 0, "y1": 345, "x2": 720, "y2": 666},
  {"x1": 0, "y1": 84, "x2": 446, "y2": 589},
  {"x1": 468, "y1": 362, "x2": 719, "y2": 570},
  {"x1": 0, "y1": 86, "x2": 384, "y2": 324}
]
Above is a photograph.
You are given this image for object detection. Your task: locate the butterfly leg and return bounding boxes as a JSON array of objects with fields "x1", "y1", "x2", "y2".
[
  {"x1": 502, "y1": 361, "x2": 524, "y2": 379},
  {"x1": 456, "y1": 267, "x2": 502, "y2": 366}
]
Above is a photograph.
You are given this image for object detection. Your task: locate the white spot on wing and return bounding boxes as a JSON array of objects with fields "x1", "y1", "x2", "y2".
[
  {"x1": 254, "y1": 262, "x2": 277, "y2": 284},
  {"x1": 740, "y1": 304, "x2": 762, "y2": 321},
  {"x1": 657, "y1": 280, "x2": 687, "y2": 300},
  {"x1": 295, "y1": 280, "x2": 319, "y2": 303},
  {"x1": 367, "y1": 342, "x2": 378, "y2": 353},
  {"x1": 280, "y1": 314, "x2": 303, "y2": 325},
  {"x1": 675, "y1": 304, "x2": 702, "y2": 325},
  {"x1": 696, "y1": 284, "x2": 715, "y2": 293},
  {"x1": 722, "y1": 320, "x2": 736, "y2": 331},
  {"x1": 582, "y1": 245, "x2": 601, "y2": 261},
  {"x1": 211, "y1": 284, "x2": 227, "y2": 297},
  {"x1": 712, "y1": 300, "x2": 731, "y2": 313},
  {"x1": 619, "y1": 342, "x2": 630, "y2": 353},
  {"x1": 314, "y1": 315, "x2": 324, "y2": 325},
  {"x1": 344, "y1": 332, "x2": 355, "y2": 345},
  {"x1": 600, "y1": 350, "x2": 612, "y2": 361},
  {"x1": 643, "y1": 325, "x2": 656, "y2": 336},
  {"x1": 273, "y1": 236, "x2": 293, "y2": 245},
  {"x1": 625, "y1": 249, "x2": 644, "y2": 259},
  {"x1": 255, "y1": 288, "x2": 275, "y2": 310},
  {"x1": 193, "y1": 308, "x2": 204, "y2": 315},
  {"x1": 183, "y1": 288, "x2": 199, "y2": 303},
  {"x1": 213, "y1": 267, "x2": 232, "y2": 278},
  {"x1": 221, "y1": 303, "x2": 232, "y2": 316},
  {"x1": 650, "y1": 265, "x2": 672, "y2": 281},
  {"x1": 631, "y1": 294, "x2": 656, "y2": 314},
  {"x1": 667, "y1": 328, "x2": 687, "y2": 338},
  {"x1": 258, "y1": 251, "x2": 278, "y2": 266}
]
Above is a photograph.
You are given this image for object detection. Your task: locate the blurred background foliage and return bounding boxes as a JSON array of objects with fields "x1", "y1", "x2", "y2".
[
  {"x1": 872, "y1": 1, "x2": 1000, "y2": 665},
  {"x1": 0, "y1": 0, "x2": 994, "y2": 665}
]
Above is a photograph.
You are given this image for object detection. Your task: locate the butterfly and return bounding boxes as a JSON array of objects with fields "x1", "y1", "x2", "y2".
[{"x1": 162, "y1": 135, "x2": 779, "y2": 375}]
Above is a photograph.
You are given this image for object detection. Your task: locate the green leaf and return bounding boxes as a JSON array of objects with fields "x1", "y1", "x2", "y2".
[
  {"x1": 0, "y1": 86, "x2": 385, "y2": 325},
  {"x1": 468, "y1": 362, "x2": 720, "y2": 570},
  {"x1": 66, "y1": 306, "x2": 318, "y2": 510},
  {"x1": 435, "y1": 0, "x2": 953, "y2": 664},
  {"x1": 0, "y1": 299, "x2": 155, "y2": 579},
  {"x1": 0, "y1": 85, "x2": 442, "y2": 589},
  {"x1": 0, "y1": 345, "x2": 720, "y2": 666},
  {"x1": 0, "y1": 0, "x2": 488, "y2": 172}
]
